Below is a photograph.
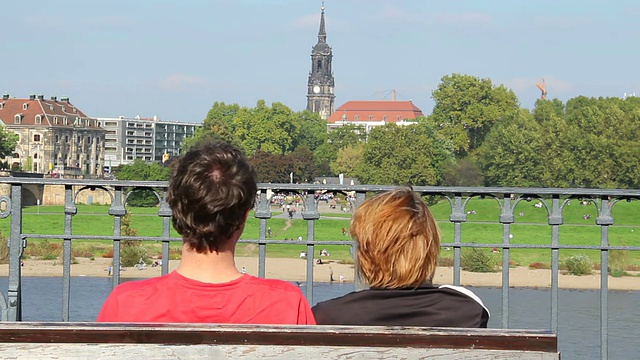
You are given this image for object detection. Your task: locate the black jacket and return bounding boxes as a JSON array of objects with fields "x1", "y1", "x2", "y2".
[{"x1": 312, "y1": 283, "x2": 489, "y2": 327}]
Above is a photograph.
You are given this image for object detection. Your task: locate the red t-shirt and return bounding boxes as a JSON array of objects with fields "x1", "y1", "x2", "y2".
[{"x1": 97, "y1": 272, "x2": 316, "y2": 325}]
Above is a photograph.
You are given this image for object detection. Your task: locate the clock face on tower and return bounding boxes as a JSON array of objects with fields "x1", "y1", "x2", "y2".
[{"x1": 313, "y1": 86, "x2": 321, "y2": 94}]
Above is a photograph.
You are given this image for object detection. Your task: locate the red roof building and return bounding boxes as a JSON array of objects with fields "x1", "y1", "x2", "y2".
[
  {"x1": 0, "y1": 93, "x2": 105, "y2": 176},
  {"x1": 327, "y1": 99, "x2": 425, "y2": 132}
]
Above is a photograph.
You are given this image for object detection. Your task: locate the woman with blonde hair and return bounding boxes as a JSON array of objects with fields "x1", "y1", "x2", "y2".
[{"x1": 312, "y1": 187, "x2": 489, "y2": 327}]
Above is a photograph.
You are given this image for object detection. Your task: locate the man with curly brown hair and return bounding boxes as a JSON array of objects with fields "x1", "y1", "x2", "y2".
[{"x1": 98, "y1": 141, "x2": 315, "y2": 325}]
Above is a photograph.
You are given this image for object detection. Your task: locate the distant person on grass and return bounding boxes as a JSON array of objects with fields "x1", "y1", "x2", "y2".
[
  {"x1": 97, "y1": 141, "x2": 315, "y2": 324},
  {"x1": 312, "y1": 187, "x2": 489, "y2": 327}
]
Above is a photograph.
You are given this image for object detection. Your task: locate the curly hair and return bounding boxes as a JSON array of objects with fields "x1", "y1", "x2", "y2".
[
  {"x1": 167, "y1": 141, "x2": 257, "y2": 253},
  {"x1": 351, "y1": 187, "x2": 441, "y2": 288}
]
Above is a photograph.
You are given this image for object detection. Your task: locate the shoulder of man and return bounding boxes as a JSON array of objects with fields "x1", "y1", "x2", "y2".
[{"x1": 438, "y1": 285, "x2": 490, "y2": 315}]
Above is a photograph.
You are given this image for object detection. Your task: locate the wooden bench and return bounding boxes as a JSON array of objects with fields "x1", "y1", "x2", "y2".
[{"x1": 0, "y1": 322, "x2": 559, "y2": 359}]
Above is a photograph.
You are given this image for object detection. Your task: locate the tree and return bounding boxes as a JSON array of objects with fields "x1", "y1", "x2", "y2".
[
  {"x1": 114, "y1": 160, "x2": 170, "y2": 207},
  {"x1": 0, "y1": 126, "x2": 18, "y2": 158},
  {"x1": 331, "y1": 144, "x2": 364, "y2": 178},
  {"x1": 315, "y1": 124, "x2": 366, "y2": 172},
  {"x1": 187, "y1": 100, "x2": 328, "y2": 158},
  {"x1": 442, "y1": 157, "x2": 484, "y2": 186},
  {"x1": 358, "y1": 123, "x2": 454, "y2": 186},
  {"x1": 183, "y1": 101, "x2": 241, "y2": 152},
  {"x1": 249, "y1": 150, "x2": 292, "y2": 183},
  {"x1": 476, "y1": 109, "x2": 546, "y2": 187},
  {"x1": 430, "y1": 73, "x2": 519, "y2": 157},
  {"x1": 249, "y1": 147, "x2": 321, "y2": 184}
]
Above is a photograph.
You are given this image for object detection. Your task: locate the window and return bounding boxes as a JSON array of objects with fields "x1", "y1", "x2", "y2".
[
  {"x1": 35, "y1": 115, "x2": 42, "y2": 124},
  {"x1": 22, "y1": 103, "x2": 28, "y2": 110},
  {"x1": 53, "y1": 116, "x2": 58, "y2": 124},
  {"x1": 369, "y1": 115, "x2": 374, "y2": 121},
  {"x1": 55, "y1": 135, "x2": 59, "y2": 142},
  {"x1": 104, "y1": 121, "x2": 117, "y2": 127},
  {"x1": 0, "y1": 102, "x2": 4, "y2": 109},
  {"x1": 14, "y1": 114, "x2": 21, "y2": 124},
  {"x1": 65, "y1": 135, "x2": 69, "y2": 143},
  {"x1": 383, "y1": 115, "x2": 388, "y2": 121},
  {"x1": 106, "y1": 130, "x2": 117, "y2": 135},
  {"x1": 63, "y1": 117, "x2": 68, "y2": 125},
  {"x1": 12, "y1": 153, "x2": 19, "y2": 158},
  {"x1": 33, "y1": 134, "x2": 41, "y2": 142},
  {"x1": 34, "y1": 153, "x2": 38, "y2": 159},
  {"x1": 397, "y1": 115, "x2": 402, "y2": 121},
  {"x1": 354, "y1": 115, "x2": 359, "y2": 121}
]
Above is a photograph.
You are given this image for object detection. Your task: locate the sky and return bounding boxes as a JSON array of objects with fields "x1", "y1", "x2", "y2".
[{"x1": 1, "y1": 0, "x2": 639, "y2": 123}]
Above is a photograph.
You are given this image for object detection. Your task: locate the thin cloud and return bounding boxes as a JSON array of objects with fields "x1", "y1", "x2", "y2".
[
  {"x1": 434, "y1": 12, "x2": 493, "y2": 26},
  {"x1": 79, "y1": 16, "x2": 135, "y2": 28},
  {"x1": 532, "y1": 15, "x2": 591, "y2": 30},
  {"x1": 24, "y1": 15, "x2": 135, "y2": 29},
  {"x1": 291, "y1": 14, "x2": 321, "y2": 30},
  {"x1": 374, "y1": 5, "x2": 421, "y2": 23},
  {"x1": 156, "y1": 74, "x2": 207, "y2": 91}
]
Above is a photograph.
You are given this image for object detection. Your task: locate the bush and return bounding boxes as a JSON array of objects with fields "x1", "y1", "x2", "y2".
[
  {"x1": 461, "y1": 248, "x2": 498, "y2": 273},
  {"x1": 71, "y1": 249, "x2": 94, "y2": 258},
  {"x1": 0, "y1": 231, "x2": 8, "y2": 264},
  {"x1": 438, "y1": 257, "x2": 454, "y2": 267},
  {"x1": 25, "y1": 240, "x2": 62, "y2": 259},
  {"x1": 610, "y1": 246, "x2": 629, "y2": 274},
  {"x1": 564, "y1": 254, "x2": 593, "y2": 275},
  {"x1": 529, "y1": 262, "x2": 550, "y2": 270},
  {"x1": 120, "y1": 240, "x2": 149, "y2": 267}
]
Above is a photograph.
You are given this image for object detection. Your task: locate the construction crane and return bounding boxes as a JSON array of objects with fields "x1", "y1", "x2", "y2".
[{"x1": 536, "y1": 79, "x2": 547, "y2": 100}]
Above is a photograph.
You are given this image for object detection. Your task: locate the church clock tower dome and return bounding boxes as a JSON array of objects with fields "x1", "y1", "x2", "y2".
[{"x1": 306, "y1": 3, "x2": 335, "y2": 120}]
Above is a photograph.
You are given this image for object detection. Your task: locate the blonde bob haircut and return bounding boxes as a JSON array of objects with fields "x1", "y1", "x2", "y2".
[{"x1": 351, "y1": 187, "x2": 441, "y2": 289}]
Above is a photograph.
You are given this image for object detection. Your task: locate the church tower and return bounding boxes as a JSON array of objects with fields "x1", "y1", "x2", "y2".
[{"x1": 306, "y1": 3, "x2": 335, "y2": 120}]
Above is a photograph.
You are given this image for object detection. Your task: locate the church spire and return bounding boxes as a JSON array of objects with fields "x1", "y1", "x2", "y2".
[
  {"x1": 318, "y1": 2, "x2": 326, "y2": 43},
  {"x1": 307, "y1": 1, "x2": 335, "y2": 120}
]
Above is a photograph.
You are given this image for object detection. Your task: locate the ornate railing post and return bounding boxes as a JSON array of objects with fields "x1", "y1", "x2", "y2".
[
  {"x1": 449, "y1": 193, "x2": 467, "y2": 286},
  {"x1": 158, "y1": 196, "x2": 173, "y2": 276},
  {"x1": 301, "y1": 192, "x2": 320, "y2": 300},
  {"x1": 254, "y1": 190, "x2": 271, "y2": 279},
  {"x1": 596, "y1": 195, "x2": 614, "y2": 360},
  {"x1": 62, "y1": 185, "x2": 77, "y2": 321},
  {"x1": 547, "y1": 195, "x2": 564, "y2": 335},
  {"x1": 7, "y1": 184, "x2": 23, "y2": 321},
  {"x1": 353, "y1": 192, "x2": 366, "y2": 291},
  {"x1": 498, "y1": 194, "x2": 516, "y2": 328},
  {"x1": 108, "y1": 187, "x2": 126, "y2": 288}
]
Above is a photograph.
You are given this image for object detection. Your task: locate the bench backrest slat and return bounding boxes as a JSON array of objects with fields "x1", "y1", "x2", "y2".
[{"x1": 0, "y1": 322, "x2": 558, "y2": 354}]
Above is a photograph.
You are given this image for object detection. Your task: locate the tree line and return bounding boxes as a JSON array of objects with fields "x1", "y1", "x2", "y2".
[{"x1": 115, "y1": 73, "x2": 640, "y2": 190}]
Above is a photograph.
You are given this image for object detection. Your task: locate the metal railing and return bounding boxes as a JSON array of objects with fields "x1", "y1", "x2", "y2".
[{"x1": 1, "y1": 178, "x2": 639, "y2": 360}]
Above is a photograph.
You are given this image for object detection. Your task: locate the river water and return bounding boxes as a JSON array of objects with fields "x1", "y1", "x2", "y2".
[{"x1": 0, "y1": 277, "x2": 637, "y2": 360}]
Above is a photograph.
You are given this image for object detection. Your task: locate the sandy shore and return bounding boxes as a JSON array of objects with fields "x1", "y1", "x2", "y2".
[{"x1": 1, "y1": 257, "x2": 638, "y2": 291}]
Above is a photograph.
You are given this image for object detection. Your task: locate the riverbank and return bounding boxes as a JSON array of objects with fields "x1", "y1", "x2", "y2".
[{"x1": 2, "y1": 257, "x2": 638, "y2": 290}]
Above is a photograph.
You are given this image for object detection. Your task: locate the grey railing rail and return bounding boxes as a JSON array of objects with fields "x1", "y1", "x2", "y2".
[{"x1": 1, "y1": 178, "x2": 639, "y2": 360}]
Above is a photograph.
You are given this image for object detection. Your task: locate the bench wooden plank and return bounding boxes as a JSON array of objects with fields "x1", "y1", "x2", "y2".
[
  {"x1": 0, "y1": 344, "x2": 559, "y2": 360},
  {"x1": 0, "y1": 322, "x2": 558, "y2": 354}
]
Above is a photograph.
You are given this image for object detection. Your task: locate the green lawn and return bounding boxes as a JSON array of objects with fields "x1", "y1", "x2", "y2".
[{"x1": 3, "y1": 199, "x2": 639, "y2": 266}]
